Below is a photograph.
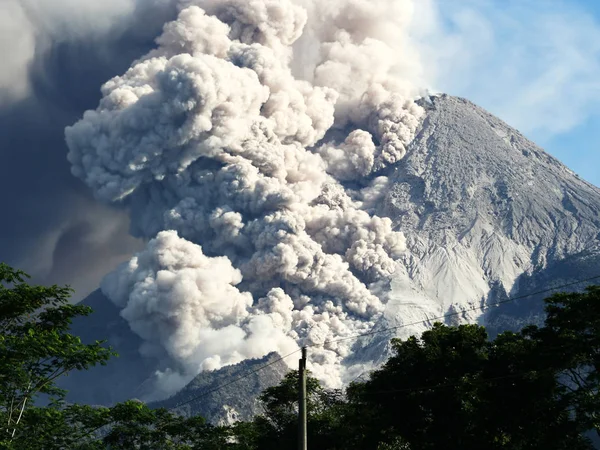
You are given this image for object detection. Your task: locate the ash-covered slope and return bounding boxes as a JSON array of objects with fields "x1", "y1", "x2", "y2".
[
  {"x1": 151, "y1": 352, "x2": 289, "y2": 424},
  {"x1": 62, "y1": 293, "x2": 290, "y2": 422},
  {"x1": 395, "y1": 94, "x2": 600, "y2": 271},
  {"x1": 356, "y1": 94, "x2": 600, "y2": 364}
]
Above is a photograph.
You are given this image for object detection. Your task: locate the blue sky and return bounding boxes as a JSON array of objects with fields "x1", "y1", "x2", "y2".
[
  {"x1": 540, "y1": 0, "x2": 600, "y2": 185},
  {"x1": 420, "y1": 0, "x2": 600, "y2": 186}
]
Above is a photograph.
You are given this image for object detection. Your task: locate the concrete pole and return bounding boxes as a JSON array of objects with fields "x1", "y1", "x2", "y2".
[{"x1": 298, "y1": 346, "x2": 307, "y2": 450}]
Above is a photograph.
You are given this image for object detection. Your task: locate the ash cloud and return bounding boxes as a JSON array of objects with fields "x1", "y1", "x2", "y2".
[
  {"x1": 66, "y1": 0, "x2": 427, "y2": 395},
  {"x1": 102, "y1": 230, "x2": 299, "y2": 398}
]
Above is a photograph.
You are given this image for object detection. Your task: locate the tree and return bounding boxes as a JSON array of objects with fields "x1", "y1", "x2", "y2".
[
  {"x1": 100, "y1": 400, "x2": 228, "y2": 449},
  {"x1": 0, "y1": 263, "x2": 230, "y2": 450},
  {"x1": 523, "y1": 286, "x2": 600, "y2": 438},
  {"x1": 230, "y1": 371, "x2": 350, "y2": 450},
  {"x1": 0, "y1": 263, "x2": 114, "y2": 446},
  {"x1": 229, "y1": 287, "x2": 600, "y2": 449},
  {"x1": 2, "y1": 259, "x2": 598, "y2": 450},
  {"x1": 6, "y1": 400, "x2": 230, "y2": 449},
  {"x1": 347, "y1": 318, "x2": 594, "y2": 450}
]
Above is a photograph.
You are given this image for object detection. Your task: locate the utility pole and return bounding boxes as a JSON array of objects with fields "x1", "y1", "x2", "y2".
[{"x1": 298, "y1": 346, "x2": 307, "y2": 450}]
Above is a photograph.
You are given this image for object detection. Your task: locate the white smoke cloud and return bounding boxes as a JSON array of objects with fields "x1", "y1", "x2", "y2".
[
  {"x1": 294, "y1": 0, "x2": 428, "y2": 92},
  {"x1": 101, "y1": 230, "x2": 299, "y2": 397},
  {"x1": 66, "y1": 0, "x2": 426, "y2": 397}
]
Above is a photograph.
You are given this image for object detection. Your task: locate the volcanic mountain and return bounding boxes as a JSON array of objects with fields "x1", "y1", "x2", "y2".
[{"x1": 62, "y1": 93, "x2": 600, "y2": 421}]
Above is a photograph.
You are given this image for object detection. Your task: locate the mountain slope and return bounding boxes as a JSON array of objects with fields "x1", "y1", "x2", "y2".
[
  {"x1": 59, "y1": 289, "x2": 158, "y2": 405},
  {"x1": 390, "y1": 94, "x2": 600, "y2": 302},
  {"x1": 349, "y1": 93, "x2": 600, "y2": 365},
  {"x1": 151, "y1": 352, "x2": 289, "y2": 424}
]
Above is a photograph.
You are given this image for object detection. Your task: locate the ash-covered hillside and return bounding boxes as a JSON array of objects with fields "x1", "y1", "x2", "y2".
[
  {"x1": 397, "y1": 94, "x2": 600, "y2": 312},
  {"x1": 151, "y1": 352, "x2": 289, "y2": 425}
]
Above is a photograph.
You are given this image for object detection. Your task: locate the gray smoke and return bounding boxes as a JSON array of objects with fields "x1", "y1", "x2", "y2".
[
  {"x1": 101, "y1": 230, "x2": 298, "y2": 398},
  {"x1": 66, "y1": 0, "x2": 427, "y2": 395}
]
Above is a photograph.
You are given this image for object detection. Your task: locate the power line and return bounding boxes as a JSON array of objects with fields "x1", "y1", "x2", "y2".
[
  {"x1": 72, "y1": 351, "x2": 304, "y2": 446},
  {"x1": 311, "y1": 274, "x2": 600, "y2": 348},
  {"x1": 73, "y1": 275, "x2": 599, "y2": 447}
]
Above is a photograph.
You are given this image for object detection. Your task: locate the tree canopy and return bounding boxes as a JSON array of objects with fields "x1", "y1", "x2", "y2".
[
  {"x1": 1, "y1": 262, "x2": 599, "y2": 449},
  {"x1": 0, "y1": 263, "x2": 114, "y2": 446}
]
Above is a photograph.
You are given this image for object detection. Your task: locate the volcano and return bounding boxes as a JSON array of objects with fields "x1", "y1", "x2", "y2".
[{"x1": 62, "y1": 93, "x2": 600, "y2": 422}]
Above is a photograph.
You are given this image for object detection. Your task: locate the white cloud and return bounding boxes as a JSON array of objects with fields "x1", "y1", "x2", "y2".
[
  {"x1": 416, "y1": 0, "x2": 600, "y2": 137},
  {"x1": 0, "y1": 1, "x2": 36, "y2": 101},
  {"x1": 0, "y1": 0, "x2": 137, "y2": 103}
]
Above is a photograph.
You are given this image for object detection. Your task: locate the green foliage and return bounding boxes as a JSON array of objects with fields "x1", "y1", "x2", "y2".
[
  {"x1": 226, "y1": 286, "x2": 600, "y2": 450},
  {"x1": 1, "y1": 260, "x2": 598, "y2": 450},
  {"x1": 347, "y1": 324, "x2": 588, "y2": 449},
  {"x1": 4, "y1": 403, "x2": 108, "y2": 449},
  {"x1": 0, "y1": 263, "x2": 230, "y2": 449},
  {"x1": 524, "y1": 286, "x2": 600, "y2": 437},
  {"x1": 344, "y1": 287, "x2": 600, "y2": 450},
  {"x1": 2, "y1": 400, "x2": 230, "y2": 449},
  {"x1": 100, "y1": 400, "x2": 227, "y2": 449},
  {"x1": 0, "y1": 263, "x2": 114, "y2": 446},
  {"x1": 226, "y1": 371, "x2": 349, "y2": 449}
]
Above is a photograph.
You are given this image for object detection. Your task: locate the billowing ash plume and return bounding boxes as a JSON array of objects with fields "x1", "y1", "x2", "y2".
[
  {"x1": 101, "y1": 230, "x2": 299, "y2": 398},
  {"x1": 65, "y1": 0, "x2": 426, "y2": 397}
]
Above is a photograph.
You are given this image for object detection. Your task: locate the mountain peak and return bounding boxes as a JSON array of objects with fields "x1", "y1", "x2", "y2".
[
  {"x1": 385, "y1": 94, "x2": 600, "y2": 264},
  {"x1": 151, "y1": 352, "x2": 289, "y2": 425}
]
